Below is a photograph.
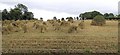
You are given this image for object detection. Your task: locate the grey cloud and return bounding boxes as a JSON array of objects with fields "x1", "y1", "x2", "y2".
[{"x1": 0, "y1": 0, "x2": 119, "y2": 15}]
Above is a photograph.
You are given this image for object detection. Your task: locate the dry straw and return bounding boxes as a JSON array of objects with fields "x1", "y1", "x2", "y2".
[{"x1": 68, "y1": 25, "x2": 77, "y2": 33}]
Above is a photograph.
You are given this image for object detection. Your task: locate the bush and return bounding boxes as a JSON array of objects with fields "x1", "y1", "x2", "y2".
[{"x1": 91, "y1": 15, "x2": 106, "y2": 26}]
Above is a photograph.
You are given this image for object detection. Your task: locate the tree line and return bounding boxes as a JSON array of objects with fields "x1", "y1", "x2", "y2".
[
  {"x1": 2, "y1": 3, "x2": 35, "y2": 21},
  {"x1": 79, "y1": 11, "x2": 120, "y2": 20},
  {"x1": 1, "y1": 3, "x2": 120, "y2": 21}
]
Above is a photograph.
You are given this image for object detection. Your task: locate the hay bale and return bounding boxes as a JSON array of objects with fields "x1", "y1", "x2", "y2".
[
  {"x1": 32, "y1": 21, "x2": 47, "y2": 33},
  {"x1": 2, "y1": 20, "x2": 27, "y2": 33},
  {"x1": 11, "y1": 21, "x2": 24, "y2": 32},
  {"x1": 2, "y1": 20, "x2": 12, "y2": 26},
  {"x1": 11, "y1": 20, "x2": 24, "y2": 28},
  {"x1": 78, "y1": 21, "x2": 85, "y2": 29},
  {"x1": 52, "y1": 22, "x2": 61, "y2": 31},
  {"x1": 68, "y1": 25, "x2": 78, "y2": 33},
  {"x1": 2, "y1": 24, "x2": 16, "y2": 34},
  {"x1": 7, "y1": 24, "x2": 14, "y2": 32},
  {"x1": 57, "y1": 19, "x2": 61, "y2": 23},
  {"x1": 21, "y1": 21, "x2": 28, "y2": 33},
  {"x1": 32, "y1": 22, "x2": 37, "y2": 29},
  {"x1": 52, "y1": 22, "x2": 59, "y2": 26},
  {"x1": 42, "y1": 22, "x2": 47, "y2": 25},
  {"x1": 54, "y1": 26, "x2": 61, "y2": 31},
  {"x1": 60, "y1": 21, "x2": 70, "y2": 26},
  {"x1": 11, "y1": 22, "x2": 19, "y2": 27},
  {"x1": 47, "y1": 20, "x2": 54, "y2": 24},
  {"x1": 39, "y1": 25, "x2": 47, "y2": 33},
  {"x1": 32, "y1": 22, "x2": 40, "y2": 29},
  {"x1": 91, "y1": 15, "x2": 106, "y2": 26},
  {"x1": 2, "y1": 26, "x2": 10, "y2": 34},
  {"x1": 22, "y1": 24, "x2": 27, "y2": 33}
]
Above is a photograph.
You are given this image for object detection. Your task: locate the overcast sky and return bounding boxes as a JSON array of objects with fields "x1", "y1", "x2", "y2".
[{"x1": 0, "y1": 0, "x2": 119, "y2": 20}]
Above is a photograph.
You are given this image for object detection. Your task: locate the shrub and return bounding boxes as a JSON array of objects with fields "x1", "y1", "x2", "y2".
[{"x1": 91, "y1": 15, "x2": 106, "y2": 26}]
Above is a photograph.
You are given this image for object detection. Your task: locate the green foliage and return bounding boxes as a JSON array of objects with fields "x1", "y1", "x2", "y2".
[
  {"x1": 104, "y1": 13, "x2": 115, "y2": 20},
  {"x1": 22, "y1": 12, "x2": 34, "y2": 20},
  {"x1": 15, "y1": 3, "x2": 28, "y2": 13},
  {"x1": 118, "y1": 14, "x2": 120, "y2": 18},
  {"x1": 91, "y1": 15, "x2": 106, "y2": 26},
  {"x1": 2, "y1": 3, "x2": 34, "y2": 20},
  {"x1": 9, "y1": 8, "x2": 22, "y2": 20},
  {"x1": 66, "y1": 17, "x2": 73, "y2": 20},
  {"x1": 53, "y1": 16, "x2": 57, "y2": 20},
  {"x1": 79, "y1": 11, "x2": 102, "y2": 19},
  {"x1": 61, "y1": 18, "x2": 65, "y2": 21},
  {"x1": 84, "y1": 48, "x2": 92, "y2": 53},
  {"x1": 108, "y1": 13, "x2": 114, "y2": 18},
  {"x1": 2, "y1": 9, "x2": 9, "y2": 20},
  {"x1": 104, "y1": 13, "x2": 109, "y2": 19},
  {"x1": 93, "y1": 15, "x2": 105, "y2": 22},
  {"x1": 109, "y1": 13, "x2": 114, "y2": 19},
  {"x1": 40, "y1": 17, "x2": 43, "y2": 21},
  {"x1": 76, "y1": 17, "x2": 79, "y2": 20},
  {"x1": 66, "y1": 17, "x2": 73, "y2": 23}
]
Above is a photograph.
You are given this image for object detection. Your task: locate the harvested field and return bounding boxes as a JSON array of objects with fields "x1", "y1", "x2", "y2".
[{"x1": 2, "y1": 20, "x2": 118, "y2": 53}]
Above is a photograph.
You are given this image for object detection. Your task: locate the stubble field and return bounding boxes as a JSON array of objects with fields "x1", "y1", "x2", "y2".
[{"x1": 2, "y1": 20, "x2": 118, "y2": 53}]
